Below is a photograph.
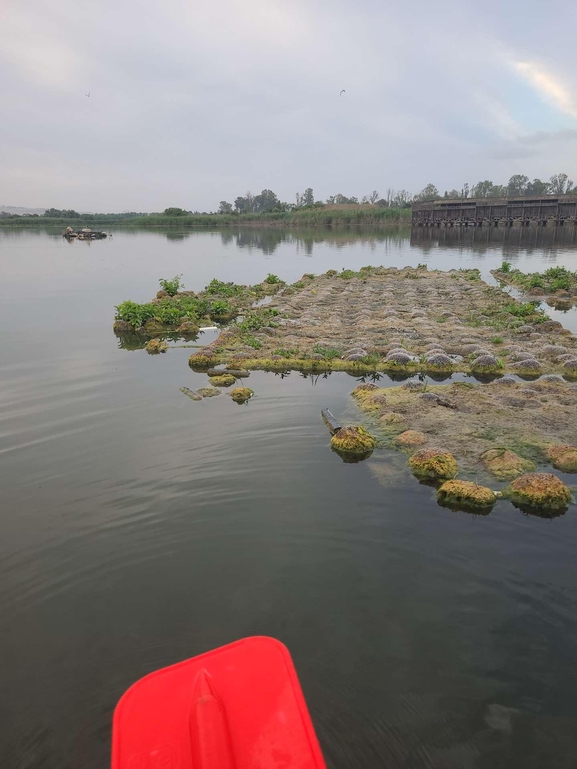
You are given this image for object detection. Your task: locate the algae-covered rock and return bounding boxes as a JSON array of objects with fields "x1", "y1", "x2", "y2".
[
  {"x1": 408, "y1": 448, "x2": 458, "y2": 480},
  {"x1": 209, "y1": 374, "x2": 236, "y2": 387},
  {"x1": 351, "y1": 383, "x2": 379, "y2": 398},
  {"x1": 505, "y1": 473, "x2": 571, "y2": 512},
  {"x1": 546, "y1": 445, "x2": 577, "y2": 473},
  {"x1": 145, "y1": 338, "x2": 168, "y2": 354},
  {"x1": 437, "y1": 480, "x2": 496, "y2": 511},
  {"x1": 230, "y1": 387, "x2": 254, "y2": 404},
  {"x1": 113, "y1": 319, "x2": 134, "y2": 333},
  {"x1": 177, "y1": 320, "x2": 200, "y2": 335},
  {"x1": 197, "y1": 387, "x2": 221, "y2": 398},
  {"x1": 188, "y1": 351, "x2": 217, "y2": 369},
  {"x1": 331, "y1": 425, "x2": 376, "y2": 456},
  {"x1": 481, "y1": 449, "x2": 535, "y2": 480},
  {"x1": 395, "y1": 430, "x2": 427, "y2": 447}
]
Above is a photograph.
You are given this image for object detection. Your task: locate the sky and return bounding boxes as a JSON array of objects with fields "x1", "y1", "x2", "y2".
[{"x1": 1, "y1": 0, "x2": 577, "y2": 212}]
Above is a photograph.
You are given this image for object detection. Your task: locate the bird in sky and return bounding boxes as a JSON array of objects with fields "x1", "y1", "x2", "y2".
[
  {"x1": 85, "y1": 92, "x2": 91, "y2": 97},
  {"x1": 340, "y1": 89, "x2": 346, "y2": 96}
]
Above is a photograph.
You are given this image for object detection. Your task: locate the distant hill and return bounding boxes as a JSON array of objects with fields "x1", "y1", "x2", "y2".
[{"x1": 0, "y1": 205, "x2": 46, "y2": 215}]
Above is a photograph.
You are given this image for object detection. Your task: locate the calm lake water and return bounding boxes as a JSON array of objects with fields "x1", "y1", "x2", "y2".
[{"x1": 2, "y1": 226, "x2": 577, "y2": 769}]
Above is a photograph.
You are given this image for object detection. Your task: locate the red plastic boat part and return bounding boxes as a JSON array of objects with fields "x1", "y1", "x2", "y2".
[{"x1": 112, "y1": 636, "x2": 326, "y2": 769}]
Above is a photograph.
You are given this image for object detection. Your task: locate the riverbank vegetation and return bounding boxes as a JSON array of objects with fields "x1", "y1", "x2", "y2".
[{"x1": 492, "y1": 264, "x2": 577, "y2": 303}]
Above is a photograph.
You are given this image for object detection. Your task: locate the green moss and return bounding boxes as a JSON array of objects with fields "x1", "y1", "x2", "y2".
[
  {"x1": 188, "y1": 352, "x2": 218, "y2": 369},
  {"x1": 481, "y1": 449, "x2": 535, "y2": 480},
  {"x1": 209, "y1": 374, "x2": 236, "y2": 387},
  {"x1": 230, "y1": 387, "x2": 254, "y2": 404},
  {"x1": 546, "y1": 445, "x2": 577, "y2": 473},
  {"x1": 504, "y1": 472, "x2": 572, "y2": 512},
  {"x1": 408, "y1": 448, "x2": 458, "y2": 480},
  {"x1": 145, "y1": 338, "x2": 168, "y2": 354},
  {"x1": 331, "y1": 425, "x2": 376, "y2": 455},
  {"x1": 437, "y1": 480, "x2": 496, "y2": 511}
]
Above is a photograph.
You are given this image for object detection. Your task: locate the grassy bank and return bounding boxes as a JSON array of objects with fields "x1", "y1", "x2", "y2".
[{"x1": 0, "y1": 207, "x2": 411, "y2": 229}]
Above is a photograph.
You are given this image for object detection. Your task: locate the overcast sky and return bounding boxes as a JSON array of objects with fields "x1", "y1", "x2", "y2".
[{"x1": 2, "y1": 0, "x2": 577, "y2": 212}]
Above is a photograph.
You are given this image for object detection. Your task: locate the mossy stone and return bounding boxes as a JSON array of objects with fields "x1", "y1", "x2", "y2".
[
  {"x1": 546, "y1": 445, "x2": 577, "y2": 473},
  {"x1": 437, "y1": 480, "x2": 496, "y2": 510},
  {"x1": 395, "y1": 430, "x2": 427, "y2": 447},
  {"x1": 209, "y1": 374, "x2": 236, "y2": 387},
  {"x1": 230, "y1": 387, "x2": 254, "y2": 404},
  {"x1": 481, "y1": 449, "x2": 535, "y2": 480},
  {"x1": 331, "y1": 425, "x2": 376, "y2": 455},
  {"x1": 505, "y1": 472, "x2": 571, "y2": 512},
  {"x1": 408, "y1": 448, "x2": 458, "y2": 480}
]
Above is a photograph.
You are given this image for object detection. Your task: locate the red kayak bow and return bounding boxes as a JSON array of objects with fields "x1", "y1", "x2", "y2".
[{"x1": 112, "y1": 636, "x2": 326, "y2": 768}]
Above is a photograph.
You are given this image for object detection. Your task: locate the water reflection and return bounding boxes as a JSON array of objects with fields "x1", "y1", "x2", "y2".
[{"x1": 411, "y1": 224, "x2": 577, "y2": 257}]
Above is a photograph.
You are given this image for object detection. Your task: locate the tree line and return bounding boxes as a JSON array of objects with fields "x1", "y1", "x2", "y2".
[{"x1": 215, "y1": 172, "x2": 575, "y2": 215}]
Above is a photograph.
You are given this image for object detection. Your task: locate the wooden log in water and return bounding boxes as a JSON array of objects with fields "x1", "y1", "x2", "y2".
[
  {"x1": 180, "y1": 386, "x2": 202, "y2": 401},
  {"x1": 321, "y1": 409, "x2": 342, "y2": 435}
]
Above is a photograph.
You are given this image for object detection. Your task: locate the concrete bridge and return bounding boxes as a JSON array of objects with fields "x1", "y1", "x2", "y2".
[{"x1": 412, "y1": 195, "x2": 577, "y2": 227}]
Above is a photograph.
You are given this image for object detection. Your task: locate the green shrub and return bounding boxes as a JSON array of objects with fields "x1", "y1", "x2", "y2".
[
  {"x1": 500, "y1": 261, "x2": 512, "y2": 273},
  {"x1": 264, "y1": 273, "x2": 283, "y2": 285}
]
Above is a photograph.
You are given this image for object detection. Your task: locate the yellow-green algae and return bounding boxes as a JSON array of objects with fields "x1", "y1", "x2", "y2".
[
  {"x1": 437, "y1": 479, "x2": 496, "y2": 510},
  {"x1": 230, "y1": 387, "x2": 254, "y2": 404},
  {"x1": 188, "y1": 352, "x2": 217, "y2": 369},
  {"x1": 331, "y1": 425, "x2": 376, "y2": 455},
  {"x1": 145, "y1": 338, "x2": 168, "y2": 354},
  {"x1": 481, "y1": 449, "x2": 535, "y2": 480},
  {"x1": 546, "y1": 444, "x2": 577, "y2": 473},
  {"x1": 208, "y1": 374, "x2": 236, "y2": 387},
  {"x1": 408, "y1": 448, "x2": 458, "y2": 480},
  {"x1": 395, "y1": 430, "x2": 427, "y2": 447},
  {"x1": 504, "y1": 472, "x2": 572, "y2": 512}
]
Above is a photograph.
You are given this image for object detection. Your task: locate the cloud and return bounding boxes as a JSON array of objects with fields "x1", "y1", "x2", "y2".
[
  {"x1": 514, "y1": 60, "x2": 577, "y2": 118},
  {"x1": 1, "y1": 0, "x2": 577, "y2": 209}
]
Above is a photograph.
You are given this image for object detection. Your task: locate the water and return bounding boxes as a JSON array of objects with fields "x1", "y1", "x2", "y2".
[{"x1": 2, "y1": 226, "x2": 577, "y2": 769}]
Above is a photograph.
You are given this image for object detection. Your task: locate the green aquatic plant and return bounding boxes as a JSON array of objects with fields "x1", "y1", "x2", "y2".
[
  {"x1": 437, "y1": 480, "x2": 496, "y2": 511},
  {"x1": 205, "y1": 279, "x2": 244, "y2": 297},
  {"x1": 158, "y1": 275, "x2": 183, "y2": 296},
  {"x1": 313, "y1": 344, "x2": 341, "y2": 360},
  {"x1": 500, "y1": 261, "x2": 512, "y2": 273},
  {"x1": 115, "y1": 300, "x2": 156, "y2": 329},
  {"x1": 264, "y1": 273, "x2": 283, "y2": 285}
]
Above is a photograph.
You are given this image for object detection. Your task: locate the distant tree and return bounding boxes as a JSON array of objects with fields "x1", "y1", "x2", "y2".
[
  {"x1": 525, "y1": 178, "x2": 550, "y2": 195},
  {"x1": 44, "y1": 208, "x2": 80, "y2": 217},
  {"x1": 392, "y1": 190, "x2": 412, "y2": 207},
  {"x1": 507, "y1": 175, "x2": 529, "y2": 196},
  {"x1": 301, "y1": 188, "x2": 314, "y2": 206},
  {"x1": 234, "y1": 192, "x2": 255, "y2": 213},
  {"x1": 368, "y1": 190, "x2": 380, "y2": 204},
  {"x1": 444, "y1": 189, "x2": 461, "y2": 199},
  {"x1": 163, "y1": 207, "x2": 188, "y2": 216},
  {"x1": 460, "y1": 183, "x2": 470, "y2": 199},
  {"x1": 488, "y1": 185, "x2": 507, "y2": 197},
  {"x1": 414, "y1": 183, "x2": 439, "y2": 202},
  {"x1": 375, "y1": 198, "x2": 388, "y2": 207},
  {"x1": 218, "y1": 201, "x2": 233, "y2": 214},
  {"x1": 470, "y1": 180, "x2": 495, "y2": 198},
  {"x1": 549, "y1": 173, "x2": 574, "y2": 194},
  {"x1": 328, "y1": 193, "x2": 359, "y2": 205},
  {"x1": 253, "y1": 189, "x2": 281, "y2": 213}
]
